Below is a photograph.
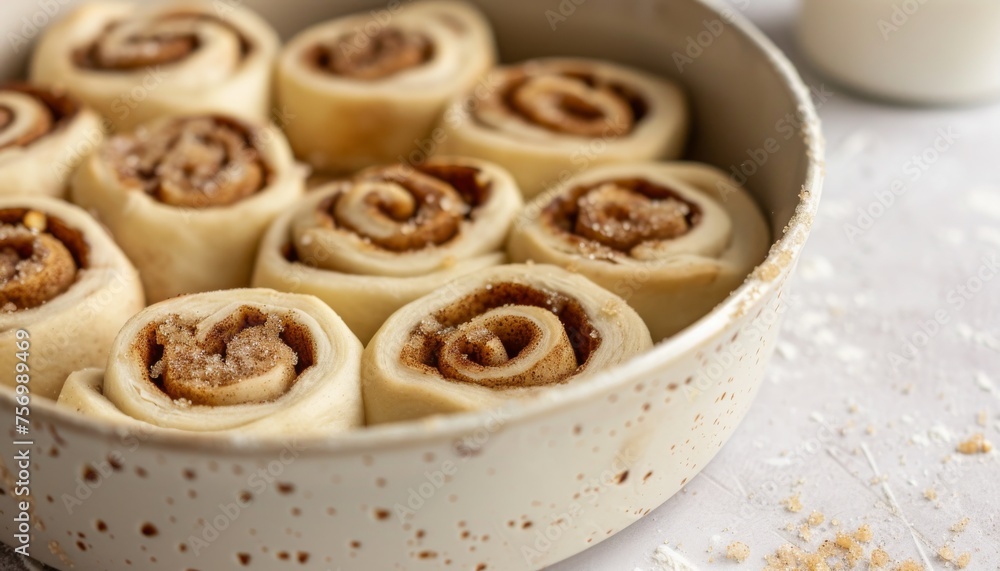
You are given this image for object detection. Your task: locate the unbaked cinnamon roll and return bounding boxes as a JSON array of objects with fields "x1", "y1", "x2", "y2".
[
  {"x1": 508, "y1": 162, "x2": 771, "y2": 341},
  {"x1": 71, "y1": 113, "x2": 306, "y2": 303},
  {"x1": 0, "y1": 196, "x2": 144, "y2": 400},
  {"x1": 57, "y1": 289, "x2": 364, "y2": 434},
  {"x1": 0, "y1": 83, "x2": 105, "y2": 198},
  {"x1": 437, "y1": 58, "x2": 689, "y2": 198},
  {"x1": 30, "y1": 1, "x2": 279, "y2": 132},
  {"x1": 276, "y1": 0, "x2": 495, "y2": 173},
  {"x1": 253, "y1": 156, "x2": 522, "y2": 344},
  {"x1": 362, "y1": 264, "x2": 652, "y2": 424}
]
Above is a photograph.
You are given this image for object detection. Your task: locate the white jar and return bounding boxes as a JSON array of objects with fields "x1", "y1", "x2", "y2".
[{"x1": 799, "y1": 0, "x2": 1000, "y2": 105}]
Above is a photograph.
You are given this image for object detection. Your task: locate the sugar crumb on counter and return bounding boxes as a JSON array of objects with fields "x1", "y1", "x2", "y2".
[
  {"x1": 870, "y1": 548, "x2": 890, "y2": 567},
  {"x1": 781, "y1": 493, "x2": 803, "y2": 513},
  {"x1": 950, "y1": 517, "x2": 970, "y2": 533},
  {"x1": 762, "y1": 524, "x2": 924, "y2": 571},
  {"x1": 725, "y1": 541, "x2": 750, "y2": 563},
  {"x1": 955, "y1": 433, "x2": 993, "y2": 454}
]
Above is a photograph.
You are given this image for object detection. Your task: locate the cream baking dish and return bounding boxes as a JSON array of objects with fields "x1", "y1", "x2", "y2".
[{"x1": 0, "y1": 0, "x2": 823, "y2": 569}]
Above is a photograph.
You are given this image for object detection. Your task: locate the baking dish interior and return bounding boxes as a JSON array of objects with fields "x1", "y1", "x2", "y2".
[{"x1": 0, "y1": 0, "x2": 822, "y2": 450}]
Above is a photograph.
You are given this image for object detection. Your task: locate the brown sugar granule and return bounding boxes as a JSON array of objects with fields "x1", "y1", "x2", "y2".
[
  {"x1": 853, "y1": 524, "x2": 872, "y2": 543},
  {"x1": 956, "y1": 553, "x2": 971, "y2": 568},
  {"x1": 955, "y1": 433, "x2": 993, "y2": 454},
  {"x1": 797, "y1": 524, "x2": 812, "y2": 542},
  {"x1": 950, "y1": 517, "x2": 970, "y2": 533},
  {"x1": 834, "y1": 531, "x2": 864, "y2": 566},
  {"x1": 807, "y1": 511, "x2": 825, "y2": 527},
  {"x1": 725, "y1": 541, "x2": 750, "y2": 563},
  {"x1": 870, "y1": 549, "x2": 890, "y2": 568},
  {"x1": 782, "y1": 494, "x2": 803, "y2": 513},
  {"x1": 937, "y1": 545, "x2": 955, "y2": 563}
]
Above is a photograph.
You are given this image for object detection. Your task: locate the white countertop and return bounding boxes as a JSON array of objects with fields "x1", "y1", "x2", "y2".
[{"x1": 554, "y1": 1, "x2": 1000, "y2": 569}]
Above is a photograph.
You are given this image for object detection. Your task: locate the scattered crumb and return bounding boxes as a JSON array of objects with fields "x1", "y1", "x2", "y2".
[
  {"x1": 950, "y1": 517, "x2": 970, "y2": 533},
  {"x1": 782, "y1": 494, "x2": 803, "y2": 513},
  {"x1": 977, "y1": 410, "x2": 989, "y2": 427},
  {"x1": 957, "y1": 552, "x2": 971, "y2": 568},
  {"x1": 923, "y1": 488, "x2": 938, "y2": 501},
  {"x1": 870, "y1": 548, "x2": 890, "y2": 567},
  {"x1": 726, "y1": 541, "x2": 750, "y2": 563},
  {"x1": 854, "y1": 524, "x2": 872, "y2": 543},
  {"x1": 937, "y1": 545, "x2": 955, "y2": 563},
  {"x1": 763, "y1": 526, "x2": 910, "y2": 571},
  {"x1": 807, "y1": 511, "x2": 825, "y2": 527},
  {"x1": 955, "y1": 433, "x2": 993, "y2": 454},
  {"x1": 797, "y1": 524, "x2": 811, "y2": 542},
  {"x1": 835, "y1": 531, "x2": 865, "y2": 565}
]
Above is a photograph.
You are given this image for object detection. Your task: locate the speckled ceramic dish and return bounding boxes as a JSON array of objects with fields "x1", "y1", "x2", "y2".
[{"x1": 0, "y1": 1, "x2": 823, "y2": 569}]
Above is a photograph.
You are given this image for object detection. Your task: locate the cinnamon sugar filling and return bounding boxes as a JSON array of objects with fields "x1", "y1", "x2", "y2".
[
  {"x1": 310, "y1": 164, "x2": 491, "y2": 254},
  {"x1": 543, "y1": 177, "x2": 702, "y2": 258},
  {"x1": 132, "y1": 305, "x2": 316, "y2": 407},
  {"x1": 0, "y1": 208, "x2": 86, "y2": 312},
  {"x1": 73, "y1": 12, "x2": 252, "y2": 70},
  {"x1": 105, "y1": 115, "x2": 269, "y2": 208},
  {"x1": 488, "y1": 70, "x2": 648, "y2": 137},
  {"x1": 0, "y1": 83, "x2": 81, "y2": 150},
  {"x1": 400, "y1": 282, "x2": 601, "y2": 388},
  {"x1": 307, "y1": 27, "x2": 433, "y2": 80}
]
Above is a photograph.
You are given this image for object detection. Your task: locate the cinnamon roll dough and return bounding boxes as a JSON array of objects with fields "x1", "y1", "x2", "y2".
[
  {"x1": 436, "y1": 58, "x2": 690, "y2": 198},
  {"x1": 57, "y1": 289, "x2": 364, "y2": 434},
  {"x1": 30, "y1": 1, "x2": 279, "y2": 132},
  {"x1": 362, "y1": 264, "x2": 652, "y2": 424},
  {"x1": 508, "y1": 162, "x2": 771, "y2": 341},
  {"x1": 252, "y1": 156, "x2": 522, "y2": 344},
  {"x1": 0, "y1": 196, "x2": 144, "y2": 400},
  {"x1": 71, "y1": 114, "x2": 306, "y2": 303},
  {"x1": 276, "y1": 0, "x2": 496, "y2": 173},
  {"x1": 0, "y1": 84, "x2": 104, "y2": 198}
]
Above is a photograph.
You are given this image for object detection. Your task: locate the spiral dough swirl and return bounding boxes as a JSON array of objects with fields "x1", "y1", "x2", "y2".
[{"x1": 103, "y1": 115, "x2": 268, "y2": 208}]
